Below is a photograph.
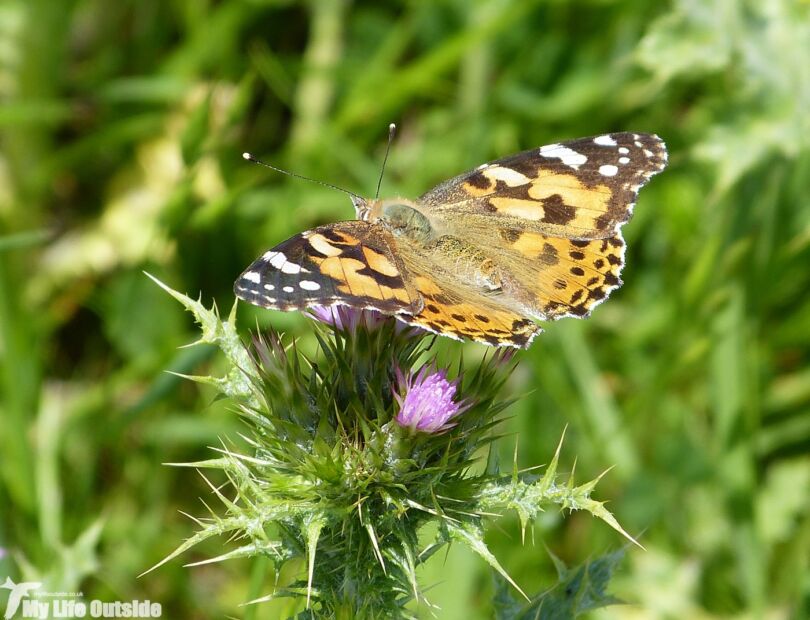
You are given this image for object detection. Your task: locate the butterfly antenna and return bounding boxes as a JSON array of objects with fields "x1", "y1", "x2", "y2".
[
  {"x1": 375, "y1": 122, "x2": 397, "y2": 200},
  {"x1": 242, "y1": 153, "x2": 362, "y2": 201}
]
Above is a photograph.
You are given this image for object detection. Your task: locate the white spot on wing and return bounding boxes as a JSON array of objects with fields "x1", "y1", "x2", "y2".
[
  {"x1": 599, "y1": 165, "x2": 619, "y2": 177},
  {"x1": 263, "y1": 284, "x2": 275, "y2": 291},
  {"x1": 267, "y1": 252, "x2": 287, "y2": 269},
  {"x1": 484, "y1": 166, "x2": 531, "y2": 186},
  {"x1": 539, "y1": 144, "x2": 588, "y2": 169},
  {"x1": 299, "y1": 280, "x2": 321, "y2": 291},
  {"x1": 283, "y1": 286, "x2": 294, "y2": 293},
  {"x1": 593, "y1": 134, "x2": 617, "y2": 146},
  {"x1": 618, "y1": 147, "x2": 629, "y2": 154},
  {"x1": 242, "y1": 271, "x2": 261, "y2": 283},
  {"x1": 308, "y1": 234, "x2": 343, "y2": 257},
  {"x1": 267, "y1": 251, "x2": 307, "y2": 274},
  {"x1": 619, "y1": 157, "x2": 630, "y2": 164},
  {"x1": 283, "y1": 263, "x2": 306, "y2": 274}
]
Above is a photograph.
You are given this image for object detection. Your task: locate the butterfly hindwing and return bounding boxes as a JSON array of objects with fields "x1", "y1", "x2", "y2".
[
  {"x1": 396, "y1": 270, "x2": 541, "y2": 348},
  {"x1": 234, "y1": 221, "x2": 422, "y2": 314},
  {"x1": 486, "y1": 230, "x2": 626, "y2": 320}
]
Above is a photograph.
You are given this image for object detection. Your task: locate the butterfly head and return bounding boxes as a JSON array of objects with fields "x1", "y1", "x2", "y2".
[
  {"x1": 351, "y1": 195, "x2": 373, "y2": 221},
  {"x1": 353, "y1": 196, "x2": 413, "y2": 225}
]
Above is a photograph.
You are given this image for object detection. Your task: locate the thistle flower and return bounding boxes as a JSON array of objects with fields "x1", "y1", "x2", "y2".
[
  {"x1": 308, "y1": 305, "x2": 389, "y2": 331},
  {"x1": 309, "y1": 304, "x2": 425, "y2": 338},
  {"x1": 394, "y1": 365, "x2": 471, "y2": 433}
]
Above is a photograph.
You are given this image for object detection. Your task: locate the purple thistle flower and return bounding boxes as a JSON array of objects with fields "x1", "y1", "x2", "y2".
[
  {"x1": 392, "y1": 316, "x2": 429, "y2": 339},
  {"x1": 309, "y1": 305, "x2": 427, "y2": 337},
  {"x1": 308, "y1": 306, "x2": 389, "y2": 332},
  {"x1": 394, "y1": 366, "x2": 471, "y2": 433}
]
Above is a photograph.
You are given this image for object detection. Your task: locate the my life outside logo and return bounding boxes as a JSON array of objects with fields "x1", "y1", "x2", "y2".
[{"x1": 1, "y1": 577, "x2": 161, "y2": 619}]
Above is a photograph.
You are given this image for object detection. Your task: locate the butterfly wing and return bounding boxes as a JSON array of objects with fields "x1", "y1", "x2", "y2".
[
  {"x1": 390, "y1": 229, "x2": 624, "y2": 343},
  {"x1": 419, "y1": 132, "x2": 667, "y2": 240},
  {"x1": 395, "y1": 264, "x2": 541, "y2": 349},
  {"x1": 234, "y1": 221, "x2": 422, "y2": 314},
  {"x1": 486, "y1": 230, "x2": 627, "y2": 320}
]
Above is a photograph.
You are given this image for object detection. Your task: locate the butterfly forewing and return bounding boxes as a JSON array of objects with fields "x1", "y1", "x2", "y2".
[
  {"x1": 419, "y1": 132, "x2": 667, "y2": 241},
  {"x1": 234, "y1": 221, "x2": 421, "y2": 314}
]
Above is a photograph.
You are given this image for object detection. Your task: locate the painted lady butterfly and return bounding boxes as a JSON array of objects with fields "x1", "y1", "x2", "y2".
[{"x1": 235, "y1": 133, "x2": 667, "y2": 348}]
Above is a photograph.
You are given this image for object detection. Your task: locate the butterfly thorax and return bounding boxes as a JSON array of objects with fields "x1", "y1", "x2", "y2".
[{"x1": 361, "y1": 198, "x2": 437, "y2": 245}]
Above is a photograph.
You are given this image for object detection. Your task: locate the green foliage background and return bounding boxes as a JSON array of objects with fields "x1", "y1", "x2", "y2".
[{"x1": 1, "y1": 0, "x2": 808, "y2": 617}]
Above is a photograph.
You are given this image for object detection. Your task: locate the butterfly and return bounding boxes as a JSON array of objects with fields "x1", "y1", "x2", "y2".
[{"x1": 234, "y1": 133, "x2": 667, "y2": 348}]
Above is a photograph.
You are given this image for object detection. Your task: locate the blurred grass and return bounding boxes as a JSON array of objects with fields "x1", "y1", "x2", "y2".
[{"x1": 1, "y1": 0, "x2": 809, "y2": 618}]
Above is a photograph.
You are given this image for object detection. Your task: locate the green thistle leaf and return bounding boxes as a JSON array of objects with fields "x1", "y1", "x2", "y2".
[{"x1": 492, "y1": 549, "x2": 625, "y2": 619}]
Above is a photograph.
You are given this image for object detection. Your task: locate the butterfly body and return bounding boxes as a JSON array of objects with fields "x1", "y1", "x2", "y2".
[
  {"x1": 366, "y1": 199, "x2": 437, "y2": 244},
  {"x1": 235, "y1": 132, "x2": 667, "y2": 348}
]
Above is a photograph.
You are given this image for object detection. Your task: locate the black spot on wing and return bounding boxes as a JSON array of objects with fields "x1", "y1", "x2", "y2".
[
  {"x1": 541, "y1": 194, "x2": 576, "y2": 225},
  {"x1": 466, "y1": 171, "x2": 491, "y2": 189},
  {"x1": 588, "y1": 287, "x2": 606, "y2": 301},
  {"x1": 540, "y1": 243, "x2": 559, "y2": 266},
  {"x1": 594, "y1": 213, "x2": 611, "y2": 230},
  {"x1": 603, "y1": 272, "x2": 621, "y2": 287},
  {"x1": 500, "y1": 229, "x2": 522, "y2": 243},
  {"x1": 354, "y1": 266, "x2": 404, "y2": 290},
  {"x1": 571, "y1": 304, "x2": 589, "y2": 317}
]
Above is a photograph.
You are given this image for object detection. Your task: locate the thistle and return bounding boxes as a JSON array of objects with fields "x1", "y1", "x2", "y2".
[
  {"x1": 393, "y1": 365, "x2": 470, "y2": 433},
  {"x1": 146, "y1": 275, "x2": 636, "y2": 618}
]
